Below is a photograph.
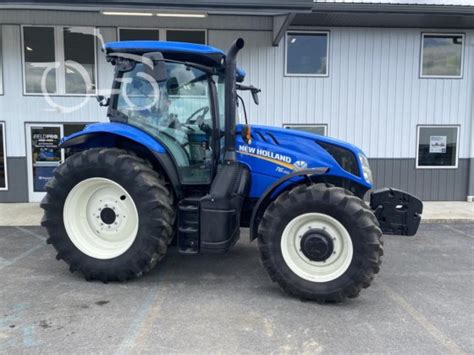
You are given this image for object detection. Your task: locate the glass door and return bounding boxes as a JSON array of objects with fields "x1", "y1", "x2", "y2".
[
  {"x1": 26, "y1": 123, "x2": 88, "y2": 202},
  {"x1": 26, "y1": 124, "x2": 64, "y2": 202}
]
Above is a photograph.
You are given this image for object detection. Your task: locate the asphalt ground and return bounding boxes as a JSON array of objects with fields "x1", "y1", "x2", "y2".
[{"x1": 0, "y1": 223, "x2": 473, "y2": 354}]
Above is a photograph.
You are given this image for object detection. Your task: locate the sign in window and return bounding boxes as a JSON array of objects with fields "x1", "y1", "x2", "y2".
[
  {"x1": 416, "y1": 126, "x2": 459, "y2": 169},
  {"x1": 28, "y1": 123, "x2": 87, "y2": 194}
]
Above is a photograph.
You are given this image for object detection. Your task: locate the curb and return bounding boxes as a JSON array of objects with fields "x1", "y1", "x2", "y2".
[{"x1": 421, "y1": 219, "x2": 474, "y2": 224}]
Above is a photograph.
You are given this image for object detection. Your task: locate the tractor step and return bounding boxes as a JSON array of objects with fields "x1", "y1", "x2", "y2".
[{"x1": 177, "y1": 197, "x2": 201, "y2": 254}]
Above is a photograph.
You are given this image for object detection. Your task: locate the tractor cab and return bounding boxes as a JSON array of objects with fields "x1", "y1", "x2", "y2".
[{"x1": 103, "y1": 40, "x2": 255, "y2": 188}]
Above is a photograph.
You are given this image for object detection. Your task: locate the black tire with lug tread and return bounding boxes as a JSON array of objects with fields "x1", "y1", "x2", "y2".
[
  {"x1": 41, "y1": 148, "x2": 175, "y2": 282},
  {"x1": 257, "y1": 183, "x2": 383, "y2": 302}
]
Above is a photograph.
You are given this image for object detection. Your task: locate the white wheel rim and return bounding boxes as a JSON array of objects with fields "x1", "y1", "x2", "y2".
[
  {"x1": 63, "y1": 177, "x2": 139, "y2": 260},
  {"x1": 280, "y1": 213, "x2": 353, "y2": 283}
]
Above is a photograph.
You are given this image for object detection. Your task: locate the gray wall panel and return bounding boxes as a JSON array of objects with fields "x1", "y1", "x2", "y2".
[
  {"x1": 0, "y1": 157, "x2": 28, "y2": 202},
  {"x1": 370, "y1": 158, "x2": 470, "y2": 201}
]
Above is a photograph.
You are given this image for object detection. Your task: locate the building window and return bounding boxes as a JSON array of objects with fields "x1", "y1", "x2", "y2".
[
  {"x1": 416, "y1": 125, "x2": 459, "y2": 169},
  {"x1": 0, "y1": 26, "x2": 3, "y2": 95},
  {"x1": 0, "y1": 122, "x2": 7, "y2": 190},
  {"x1": 283, "y1": 124, "x2": 327, "y2": 136},
  {"x1": 285, "y1": 31, "x2": 329, "y2": 77},
  {"x1": 119, "y1": 28, "x2": 159, "y2": 41},
  {"x1": 420, "y1": 33, "x2": 464, "y2": 78},
  {"x1": 118, "y1": 28, "x2": 206, "y2": 44},
  {"x1": 166, "y1": 30, "x2": 206, "y2": 44},
  {"x1": 22, "y1": 26, "x2": 97, "y2": 95}
]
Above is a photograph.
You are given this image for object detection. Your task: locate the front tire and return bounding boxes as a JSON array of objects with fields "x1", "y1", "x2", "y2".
[
  {"x1": 257, "y1": 183, "x2": 383, "y2": 302},
  {"x1": 41, "y1": 148, "x2": 175, "y2": 282}
]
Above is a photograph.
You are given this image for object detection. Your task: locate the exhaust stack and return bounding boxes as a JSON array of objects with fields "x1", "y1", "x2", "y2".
[{"x1": 224, "y1": 38, "x2": 245, "y2": 162}]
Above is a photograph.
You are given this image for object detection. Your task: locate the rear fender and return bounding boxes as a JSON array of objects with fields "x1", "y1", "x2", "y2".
[{"x1": 61, "y1": 122, "x2": 181, "y2": 198}]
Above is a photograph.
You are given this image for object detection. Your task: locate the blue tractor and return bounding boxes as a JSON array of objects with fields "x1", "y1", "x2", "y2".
[{"x1": 41, "y1": 39, "x2": 422, "y2": 302}]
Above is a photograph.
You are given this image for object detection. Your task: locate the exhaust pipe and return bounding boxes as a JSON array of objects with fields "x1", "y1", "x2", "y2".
[{"x1": 224, "y1": 38, "x2": 245, "y2": 162}]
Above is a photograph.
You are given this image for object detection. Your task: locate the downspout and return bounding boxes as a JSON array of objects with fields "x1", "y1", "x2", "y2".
[{"x1": 224, "y1": 38, "x2": 245, "y2": 163}]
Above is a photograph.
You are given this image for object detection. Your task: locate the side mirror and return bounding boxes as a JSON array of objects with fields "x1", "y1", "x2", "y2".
[
  {"x1": 251, "y1": 90, "x2": 259, "y2": 105},
  {"x1": 241, "y1": 124, "x2": 252, "y2": 144},
  {"x1": 143, "y1": 52, "x2": 168, "y2": 82},
  {"x1": 96, "y1": 95, "x2": 109, "y2": 107}
]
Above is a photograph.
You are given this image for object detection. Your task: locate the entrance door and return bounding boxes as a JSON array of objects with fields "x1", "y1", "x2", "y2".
[
  {"x1": 26, "y1": 124, "x2": 64, "y2": 202},
  {"x1": 26, "y1": 123, "x2": 88, "y2": 202}
]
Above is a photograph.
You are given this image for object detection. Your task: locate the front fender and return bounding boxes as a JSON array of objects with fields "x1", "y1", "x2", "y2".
[
  {"x1": 60, "y1": 122, "x2": 166, "y2": 154},
  {"x1": 249, "y1": 168, "x2": 328, "y2": 241}
]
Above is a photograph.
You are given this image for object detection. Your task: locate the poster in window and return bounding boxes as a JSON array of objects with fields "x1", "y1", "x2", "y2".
[
  {"x1": 429, "y1": 136, "x2": 447, "y2": 153},
  {"x1": 31, "y1": 126, "x2": 61, "y2": 192}
]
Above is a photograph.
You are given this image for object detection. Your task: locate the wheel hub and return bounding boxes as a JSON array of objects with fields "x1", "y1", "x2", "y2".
[
  {"x1": 300, "y1": 229, "x2": 334, "y2": 262},
  {"x1": 100, "y1": 207, "x2": 117, "y2": 225}
]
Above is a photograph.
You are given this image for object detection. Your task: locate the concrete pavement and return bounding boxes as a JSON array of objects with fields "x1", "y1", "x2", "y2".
[{"x1": 0, "y1": 224, "x2": 473, "y2": 353}]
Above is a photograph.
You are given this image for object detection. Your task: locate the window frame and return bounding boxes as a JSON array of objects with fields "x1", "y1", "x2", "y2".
[
  {"x1": 284, "y1": 30, "x2": 330, "y2": 78},
  {"x1": 118, "y1": 27, "x2": 207, "y2": 44},
  {"x1": 0, "y1": 26, "x2": 3, "y2": 96},
  {"x1": 0, "y1": 121, "x2": 7, "y2": 191},
  {"x1": 21, "y1": 24, "x2": 98, "y2": 97},
  {"x1": 415, "y1": 124, "x2": 460, "y2": 169},
  {"x1": 419, "y1": 32, "x2": 465, "y2": 79},
  {"x1": 282, "y1": 123, "x2": 328, "y2": 136}
]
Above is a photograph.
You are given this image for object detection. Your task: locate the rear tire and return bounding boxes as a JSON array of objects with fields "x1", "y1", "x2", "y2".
[
  {"x1": 41, "y1": 148, "x2": 175, "y2": 282},
  {"x1": 257, "y1": 183, "x2": 383, "y2": 302}
]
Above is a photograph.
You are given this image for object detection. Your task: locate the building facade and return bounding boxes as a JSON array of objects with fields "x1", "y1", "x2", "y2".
[{"x1": 0, "y1": 0, "x2": 473, "y2": 202}]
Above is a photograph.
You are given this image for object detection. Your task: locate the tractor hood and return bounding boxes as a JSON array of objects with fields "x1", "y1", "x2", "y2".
[{"x1": 236, "y1": 124, "x2": 373, "y2": 191}]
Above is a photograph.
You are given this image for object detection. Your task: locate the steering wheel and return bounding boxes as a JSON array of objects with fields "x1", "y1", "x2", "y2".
[{"x1": 186, "y1": 106, "x2": 209, "y2": 124}]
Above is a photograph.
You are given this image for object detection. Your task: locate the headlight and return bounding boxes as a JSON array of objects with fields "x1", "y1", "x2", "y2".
[
  {"x1": 318, "y1": 141, "x2": 360, "y2": 176},
  {"x1": 358, "y1": 153, "x2": 373, "y2": 184}
]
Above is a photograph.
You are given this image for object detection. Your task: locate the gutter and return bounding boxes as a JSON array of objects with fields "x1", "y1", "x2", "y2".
[{"x1": 312, "y1": 3, "x2": 474, "y2": 15}]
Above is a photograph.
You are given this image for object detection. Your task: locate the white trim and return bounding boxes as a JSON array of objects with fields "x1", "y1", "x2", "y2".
[
  {"x1": 284, "y1": 30, "x2": 330, "y2": 77},
  {"x1": 415, "y1": 125, "x2": 460, "y2": 169},
  {"x1": 21, "y1": 25, "x2": 98, "y2": 96},
  {"x1": 283, "y1": 123, "x2": 328, "y2": 136},
  {"x1": 0, "y1": 122, "x2": 7, "y2": 191},
  {"x1": 419, "y1": 32, "x2": 465, "y2": 79}
]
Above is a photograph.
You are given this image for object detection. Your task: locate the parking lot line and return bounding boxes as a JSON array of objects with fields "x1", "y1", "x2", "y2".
[
  {"x1": 13, "y1": 227, "x2": 47, "y2": 243},
  {"x1": 116, "y1": 286, "x2": 176, "y2": 355},
  {"x1": 0, "y1": 243, "x2": 45, "y2": 271},
  {"x1": 441, "y1": 224, "x2": 473, "y2": 239},
  {"x1": 382, "y1": 284, "x2": 467, "y2": 355}
]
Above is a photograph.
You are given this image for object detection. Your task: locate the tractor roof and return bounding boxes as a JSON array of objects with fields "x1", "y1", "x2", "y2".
[
  {"x1": 105, "y1": 40, "x2": 225, "y2": 67},
  {"x1": 105, "y1": 40, "x2": 246, "y2": 80}
]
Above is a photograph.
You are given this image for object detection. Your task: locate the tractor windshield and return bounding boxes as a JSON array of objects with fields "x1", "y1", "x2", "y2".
[{"x1": 113, "y1": 62, "x2": 214, "y2": 184}]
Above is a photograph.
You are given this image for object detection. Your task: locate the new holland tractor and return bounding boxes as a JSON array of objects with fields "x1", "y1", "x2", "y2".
[{"x1": 41, "y1": 38, "x2": 423, "y2": 302}]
